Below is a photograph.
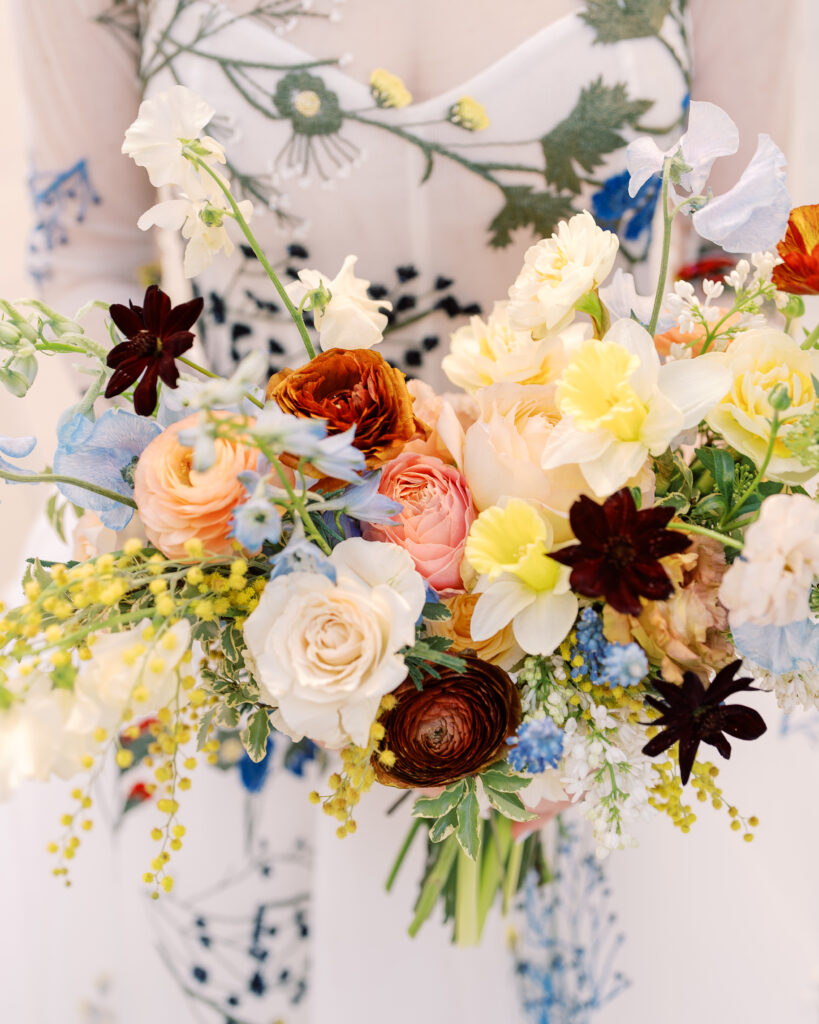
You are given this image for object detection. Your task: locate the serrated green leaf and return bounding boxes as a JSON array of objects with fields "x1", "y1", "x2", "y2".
[
  {"x1": 422, "y1": 601, "x2": 451, "y2": 621},
  {"x1": 540, "y1": 78, "x2": 653, "y2": 193},
  {"x1": 240, "y1": 707, "x2": 271, "y2": 763},
  {"x1": 413, "y1": 781, "x2": 466, "y2": 819},
  {"x1": 215, "y1": 704, "x2": 240, "y2": 728},
  {"x1": 580, "y1": 0, "x2": 672, "y2": 43},
  {"x1": 455, "y1": 783, "x2": 480, "y2": 860},
  {"x1": 483, "y1": 788, "x2": 537, "y2": 822},
  {"x1": 488, "y1": 186, "x2": 574, "y2": 248},
  {"x1": 429, "y1": 808, "x2": 459, "y2": 843}
]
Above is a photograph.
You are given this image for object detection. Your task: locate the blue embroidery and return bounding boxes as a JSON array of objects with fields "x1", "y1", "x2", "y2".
[
  {"x1": 779, "y1": 709, "x2": 819, "y2": 747},
  {"x1": 28, "y1": 159, "x2": 100, "y2": 280},
  {"x1": 514, "y1": 823, "x2": 629, "y2": 1023},
  {"x1": 592, "y1": 171, "x2": 661, "y2": 247}
]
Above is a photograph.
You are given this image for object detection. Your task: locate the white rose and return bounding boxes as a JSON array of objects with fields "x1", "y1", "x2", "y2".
[
  {"x1": 286, "y1": 255, "x2": 392, "y2": 351},
  {"x1": 507, "y1": 210, "x2": 619, "y2": 338},
  {"x1": 442, "y1": 301, "x2": 564, "y2": 394},
  {"x1": 243, "y1": 539, "x2": 425, "y2": 748}
]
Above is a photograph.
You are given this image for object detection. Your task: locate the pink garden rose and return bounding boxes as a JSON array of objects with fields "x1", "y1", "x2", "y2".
[
  {"x1": 363, "y1": 451, "x2": 476, "y2": 594},
  {"x1": 133, "y1": 412, "x2": 258, "y2": 559}
]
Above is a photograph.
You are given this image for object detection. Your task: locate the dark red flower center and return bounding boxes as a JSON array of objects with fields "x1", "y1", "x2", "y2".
[{"x1": 604, "y1": 536, "x2": 635, "y2": 566}]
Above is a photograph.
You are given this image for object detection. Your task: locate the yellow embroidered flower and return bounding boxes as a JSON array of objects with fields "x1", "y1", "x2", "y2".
[
  {"x1": 369, "y1": 69, "x2": 413, "y2": 109},
  {"x1": 449, "y1": 96, "x2": 490, "y2": 132}
]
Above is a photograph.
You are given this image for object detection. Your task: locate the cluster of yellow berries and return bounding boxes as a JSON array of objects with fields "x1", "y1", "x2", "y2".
[
  {"x1": 47, "y1": 786, "x2": 95, "y2": 885},
  {"x1": 558, "y1": 634, "x2": 645, "y2": 722},
  {"x1": 649, "y1": 758, "x2": 759, "y2": 841},
  {"x1": 310, "y1": 695, "x2": 398, "y2": 838}
]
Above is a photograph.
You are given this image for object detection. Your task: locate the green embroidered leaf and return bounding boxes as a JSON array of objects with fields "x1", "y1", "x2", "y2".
[
  {"x1": 240, "y1": 707, "x2": 271, "y2": 763},
  {"x1": 540, "y1": 78, "x2": 653, "y2": 193},
  {"x1": 580, "y1": 0, "x2": 672, "y2": 44},
  {"x1": 429, "y1": 808, "x2": 459, "y2": 843},
  {"x1": 413, "y1": 780, "x2": 466, "y2": 819},
  {"x1": 455, "y1": 779, "x2": 480, "y2": 859},
  {"x1": 483, "y1": 788, "x2": 537, "y2": 822},
  {"x1": 488, "y1": 186, "x2": 575, "y2": 248}
]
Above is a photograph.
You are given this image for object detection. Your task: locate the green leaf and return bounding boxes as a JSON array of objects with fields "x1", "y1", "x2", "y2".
[
  {"x1": 408, "y1": 834, "x2": 459, "y2": 937},
  {"x1": 488, "y1": 186, "x2": 574, "y2": 248},
  {"x1": 695, "y1": 447, "x2": 735, "y2": 503},
  {"x1": 196, "y1": 708, "x2": 216, "y2": 751},
  {"x1": 215, "y1": 704, "x2": 241, "y2": 729},
  {"x1": 480, "y1": 767, "x2": 531, "y2": 793},
  {"x1": 240, "y1": 708, "x2": 271, "y2": 763},
  {"x1": 580, "y1": 0, "x2": 672, "y2": 43},
  {"x1": 413, "y1": 781, "x2": 466, "y2": 819},
  {"x1": 540, "y1": 78, "x2": 653, "y2": 193},
  {"x1": 688, "y1": 492, "x2": 727, "y2": 520},
  {"x1": 422, "y1": 601, "x2": 452, "y2": 621},
  {"x1": 455, "y1": 780, "x2": 481, "y2": 860},
  {"x1": 656, "y1": 491, "x2": 690, "y2": 513},
  {"x1": 483, "y1": 788, "x2": 537, "y2": 822},
  {"x1": 429, "y1": 808, "x2": 459, "y2": 843}
]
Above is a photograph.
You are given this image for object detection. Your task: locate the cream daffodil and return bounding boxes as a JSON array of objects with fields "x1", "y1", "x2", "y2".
[
  {"x1": 541, "y1": 319, "x2": 731, "y2": 497},
  {"x1": 464, "y1": 499, "x2": 577, "y2": 656}
]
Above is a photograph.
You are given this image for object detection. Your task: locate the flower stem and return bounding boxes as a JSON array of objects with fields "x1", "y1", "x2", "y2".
[
  {"x1": 0, "y1": 470, "x2": 137, "y2": 509},
  {"x1": 191, "y1": 158, "x2": 316, "y2": 360},
  {"x1": 666, "y1": 521, "x2": 743, "y2": 550},
  {"x1": 719, "y1": 411, "x2": 785, "y2": 530},
  {"x1": 455, "y1": 845, "x2": 481, "y2": 947},
  {"x1": 647, "y1": 158, "x2": 673, "y2": 337}
]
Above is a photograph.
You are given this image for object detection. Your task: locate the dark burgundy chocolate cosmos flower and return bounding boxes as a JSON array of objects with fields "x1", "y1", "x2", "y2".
[
  {"x1": 105, "y1": 285, "x2": 203, "y2": 416},
  {"x1": 551, "y1": 487, "x2": 691, "y2": 616},
  {"x1": 642, "y1": 660, "x2": 767, "y2": 784}
]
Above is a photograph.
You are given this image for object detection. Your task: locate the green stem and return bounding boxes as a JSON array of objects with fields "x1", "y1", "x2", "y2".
[
  {"x1": 407, "y1": 835, "x2": 458, "y2": 938},
  {"x1": 385, "y1": 818, "x2": 422, "y2": 892},
  {"x1": 265, "y1": 451, "x2": 331, "y2": 555},
  {"x1": 647, "y1": 158, "x2": 673, "y2": 337},
  {"x1": 502, "y1": 837, "x2": 525, "y2": 916},
  {"x1": 0, "y1": 470, "x2": 137, "y2": 509},
  {"x1": 666, "y1": 520, "x2": 743, "y2": 551},
  {"x1": 192, "y1": 158, "x2": 316, "y2": 360},
  {"x1": 177, "y1": 356, "x2": 264, "y2": 410},
  {"x1": 719, "y1": 412, "x2": 783, "y2": 529},
  {"x1": 455, "y1": 845, "x2": 481, "y2": 948}
]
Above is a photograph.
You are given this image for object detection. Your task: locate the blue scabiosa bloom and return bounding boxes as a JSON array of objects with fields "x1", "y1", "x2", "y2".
[
  {"x1": 53, "y1": 409, "x2": 161, "y2": 529},
  {"x1": 507, "y1": 717, "x2": 564, "y2": 774}
]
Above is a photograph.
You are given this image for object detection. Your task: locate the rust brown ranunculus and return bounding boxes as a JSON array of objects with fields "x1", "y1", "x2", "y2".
[
  {"x1": 372, "y1": 656, "x2": 522, "y2": 789},
  {"x1": 266, "y1": 348, "x2": 427, "y2": 468}
]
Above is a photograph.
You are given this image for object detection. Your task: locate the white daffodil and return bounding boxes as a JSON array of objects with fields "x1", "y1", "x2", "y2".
[
  {"x1": 541, "y1": 319, "x2": 731, "y2": 497},
  {"x1": 122, "y1": 85, "x2": 225, "y2": 192},
  {"x1": 137, "y1": 173, "x2": 253, "y2": 278},
  {"x1": 286, "y1": 255, "x2": 392, "y2": 351},
  {"x1": 464, "y1": 499, "x2": 578, "y2": 656}
]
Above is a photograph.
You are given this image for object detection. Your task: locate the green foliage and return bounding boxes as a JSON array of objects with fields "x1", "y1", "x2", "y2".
[
  {"x1": 240, "y1": 707, "x2": 271, "y2": 763},
  {"x1": 421, "y1": 601, "x2": 451, "y2": 621},
  {"x1": 45, "y1": 493, "x2": 84, "y2": 545},
  {"x1": 540, "y1": 79, "x2": 652, "y2": 193},
  {"x1": 488, "y1": 186, "x2": 574, "y2": 248},
  {"x1": 402, "y1": 636, "x2": 466, "y2": 689},
  {"x1": 456, "y1": 779, "x2": 481, "y2": 859},
  {"x1": 784, "y1": 406, "x2": 819, "y2": 471},
  {"x1": 580, "y1": 0, "x2": 672, "y2": 43}
]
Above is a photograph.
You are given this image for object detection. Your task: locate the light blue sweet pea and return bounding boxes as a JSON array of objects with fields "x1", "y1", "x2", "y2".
[
  {"x1": 53, "y1": 410, "x2": 161, "y2": 530},
  {"x1": 731, "y1": 617, "x2": 819, "y2": 675},
  {"x1": 0, "y1": 434, "x2": 37, "y2": 478},
  {"x1": 324, "y1": 471, "x2": 402, "y2": 525},
  {"x1": 309, "y1": 426, "x2": 365, "y2": 483},
  {"x1": 692, "y1": 135, "x2": 791, "y2": 253}
]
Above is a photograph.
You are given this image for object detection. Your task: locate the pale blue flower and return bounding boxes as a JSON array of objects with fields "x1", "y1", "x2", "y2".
[
  {"x1": 507, "y1": 718, "x2": 564, "y2": 774},
  {"x1": 731, "y1": 617, "x2": 819, "y2": 674},
  {"x1": 309, "y1": 426, "x2": 365, "y2": 483},
  {"x1": 251, "y1": 404, "x2": 328, "y2": 456},
  {"x1": 177, "y1": 413, "x2": 218, "y2": 471},
  {"x1": 231, "y1": 497, "x2": 282, "y2": 551},
  {"x1": 692, "y1": 135, "x2": 790, "y2": 253},
  {"x1": 322, "y1": 471, "x2": 402, "y2": 525},
  {"x1": 268, "y1": 526, "x2": 336, "y2": 583},
  {"x1": 600, "y1": 642, "x2": 648, "y2": 688},
  {"x1": 53, "y1": 410, "x2": 161, "y2": 529},
  {"x1": 0, "y1": 434, "x2": 37, "y2": 478}
]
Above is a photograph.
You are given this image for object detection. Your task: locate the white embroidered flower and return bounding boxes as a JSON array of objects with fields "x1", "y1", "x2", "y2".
[
  {"x1": 122, "y1": 85, "x2": 225, "y2": 192},
  {"x1": 719, "y1": 494, "x2": 819, "y2": 628},
  {"x1": 242, "y1": 538, "x2": 425, "y2": 748},
  {"x1": 137, "y1": 173, "x2": 253, "y2": 278},
  {"x1": 286, "y1": 255, "x2": 391, "y2": 351},
  {"x1": 442, "y1": 302, "x2": 567, "y2": 394},
  {"x1": 507, "y1": 211, "x2": 618, "y2": 338},
  {"x1": 705, "y1": 328, "x2": 819, "y2": 483},
  {"x1": 541, "y1": 318, "x2": 731, "y2": 497}
]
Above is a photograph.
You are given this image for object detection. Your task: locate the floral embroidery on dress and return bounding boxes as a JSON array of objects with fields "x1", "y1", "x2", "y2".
[{"x1": 28, "y1": 159, "x2": 101, "y2": 282}]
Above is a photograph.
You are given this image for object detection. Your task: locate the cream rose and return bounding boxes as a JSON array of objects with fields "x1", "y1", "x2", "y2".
[
  {"x1": 403, "y1": 379, "x2": 477, "y2": 468},
  {"x1": 507, "y1": 211, "x2": 618, "y2": 338},
  {"x1": 705, "y1": 328, "x2": 819, "y2": 483},
  {"x1": 242, "y1": 539, "x2": 425, "y2": 748},
  {"x1": 442, "y1": 302, "x2": 565, "y2": 394}
]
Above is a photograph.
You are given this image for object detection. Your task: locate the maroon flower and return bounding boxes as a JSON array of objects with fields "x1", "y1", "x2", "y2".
[
  {"x1": 105, "y1": 285, "x2": 204, "y2": 416},
  {"x1": 641, "y1": 660, "x2": 767, "y2": 784},
  {"x1": 551, "y1": 488, "x2": 690, "y2": 616}
]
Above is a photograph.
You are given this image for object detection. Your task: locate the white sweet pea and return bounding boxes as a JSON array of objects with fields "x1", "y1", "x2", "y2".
[
  {"x1": 286, "y1": 255, "x2": 392, "y2": 351},
  {"x1": 598, "y1": 269, "x2": 674, "y2": 332},
  {"x1": 691, "y1": 135, "x2": 790, "y2": 253},
  {"x1": 541, "y1": 319, "x2": 731, "y2": 496},
  {"x1": 137, "y1": 174, "x2": 253, "y2": 278},
  {"x1": 626, "y1": 101, "x2": 739, "y2": 197},
  {"x1": 242, "y1": 539, "x2": 425, "y2": 748},
  {"x1": 122, "y1": 85, "x2": 225, "y2": 192},
  {"x1": 507, "y1": 211, "x2": 618, "y2": 338}
]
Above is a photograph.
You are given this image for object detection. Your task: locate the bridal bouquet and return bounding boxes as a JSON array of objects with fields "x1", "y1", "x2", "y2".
[{"x1": 2, "y1": 87, "x2": 818, "y2": 945}]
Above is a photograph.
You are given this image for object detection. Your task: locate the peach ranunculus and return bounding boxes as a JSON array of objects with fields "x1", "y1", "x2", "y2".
[
  {"x1": 266, "y1": 348, "x2": 427, "y2": 470},
  {"x1": 403, "y1": 379, "x2": 478, "y2": 468},
  {"x1": 654, "y1": 310, "x2": 740, "y2": 358},
  {"x1": 362, "y1": 452, "x2": 476, "y2": 594},
  {"x1": 133, "y1": 412, "x2": 258, "y2": 559},
  {"x1": 603, "y1": 535, "x2": 733, "y2": 683},
  {"x1": 424, "y1": 593, "x2": 523, "y2": 669}
]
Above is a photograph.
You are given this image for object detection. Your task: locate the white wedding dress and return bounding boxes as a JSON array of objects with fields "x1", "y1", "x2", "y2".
[{"x1": 2, "y1": 1, "x2": 818, "y2": 1022}]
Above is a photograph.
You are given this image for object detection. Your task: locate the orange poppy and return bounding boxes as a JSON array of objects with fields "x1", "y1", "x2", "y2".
[{"x1": 772, "y1": 204, "x2": 819, "y2": 294}]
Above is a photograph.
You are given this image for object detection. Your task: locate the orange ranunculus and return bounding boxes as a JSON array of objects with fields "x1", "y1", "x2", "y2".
[
  {"x1": 266, "y1": 348, "x2": 427, "y2": 469},
  {"x1": 772, "y1": 204, "x2": 819, "y2": 295}
]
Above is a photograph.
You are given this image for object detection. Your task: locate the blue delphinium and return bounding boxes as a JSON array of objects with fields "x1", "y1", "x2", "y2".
[
  {"x1": 0, "y1": 435, "x2": 36, "y2": 478},
  {"x1": 600, "y1": 642, "x2": 648, "y2": 688},
  {"x1": 571, "y1": 607, "x2": 647, "y2": 687},
  {"x1": 507, "y1": 717, "x2": 564, "y2": 774},
  {"x1": 230, "y1": 467, "x2": 283, "y2": 551},
  {"x1": 53, "y1": 409, "x2": 161, "y2": 529}
]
